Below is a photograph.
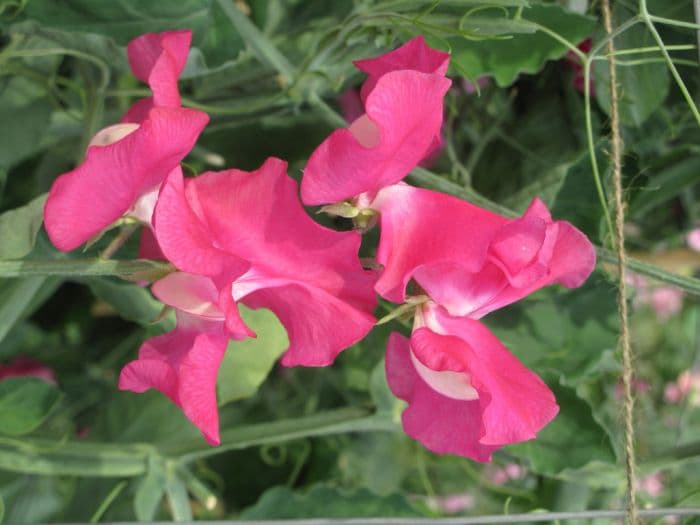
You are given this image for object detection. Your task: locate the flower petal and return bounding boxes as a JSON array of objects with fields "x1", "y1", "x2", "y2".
[
  {"x1": 127, "y1": 29, "x2": 191, "y2": 108},
  {"x1": 156, "y1": 157, "x2": 377, "y2": 365},
  {"x1": 411, "y1": 307, "x2": 559, "y2": 447},
  {"x1": 236, "y1": 274, "x2": 375, "y2": 367},
  {"x1": 354, "y1": 36, "x2": 450, "y2": 102},
  {"x1": 44, "y1": 107, "x2": 208, "y2": 251},
  {"x1": 371, "y1": 184, "x2": 506, "y2": 303},
  {"x1": 119, "y1": 313, "x2": 227, "y2": 445},
  {"x1": 301, "y1": 71, "x2": 451, "y2": 205},
  {"x1": 385, "y1": 332, "x2": 498, "y2": 461}
]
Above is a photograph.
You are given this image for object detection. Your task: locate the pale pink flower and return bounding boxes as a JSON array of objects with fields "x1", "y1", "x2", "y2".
[{"x1": 687, "y1": 228, "x2": 700, "y2": 252}]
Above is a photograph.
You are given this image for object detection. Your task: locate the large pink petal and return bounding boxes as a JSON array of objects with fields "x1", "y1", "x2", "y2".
[
  {"x1": 301, "y1": 71, "x2": 451, "y2": 205},
  {"x1": 44, "y1": 107, "x2": 208, "y2": 251},
  {"x1": 127, "y1": 30, "x2": 191, "y2": 108},
  {"x1": 118, "y1": 314, "x2": 227, "y2": 445},
  {"x1": 156, "y1": 157, "x2": 377, "y2": 365},
  {"x1": 372, "y1": 189, "x2": 595, "y2": 318},
  {"x1": 354, "y1": 36, "x2": 450, "y2": 102},
  {"x1": 236, "y1": 275, "x2": 375, "y2": 367},
  {"x1": 153, "y1": 167, "x2": 247, "y2": 278},
  {"x1": 385, "y1": 332, "x2": 498, "y2": 461},
  {"x1": 411, "y1": 307, "x2": 559, "y2": 447},
  {"x1": 371, "y1": 184, "x2": 507, "y2": 303}
]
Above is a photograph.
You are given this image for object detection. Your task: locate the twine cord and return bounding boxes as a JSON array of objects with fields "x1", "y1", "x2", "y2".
[{"x1": 600, "y1": 1, "x2": 639, "y2": 524}]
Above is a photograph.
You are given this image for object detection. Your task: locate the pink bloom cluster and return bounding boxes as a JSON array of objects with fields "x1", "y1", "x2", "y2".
[{"x1": 44, "y1": 32, "x2": 596, "y2": 459}]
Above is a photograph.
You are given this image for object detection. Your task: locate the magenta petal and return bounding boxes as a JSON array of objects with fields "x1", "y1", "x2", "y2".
[
  {"x1": 138, "y1": 227, "x2": 165, "y2": 260},
  {"x1": 127, "y1": 30, "x2": 191, "y2": 108},
  {"x1": 411, "y1": 310, "x2": 559, "y2": 447},
  {"x1": 301, "y1": 71, "x2": 451, "y2": 205},
  {"x1": 152, "y1": 272, "x2": 225, "y2": 320},
  {"x1": 156, "y1": 157, "x2": 377, "y2": 365},
  {"x1": 354, "y1": 36, "x2": 450, "y2": 102},
  {"x1": 44, "y1": 107, "x2": 208, "y2": 251},
  {"x1": 239, "y1": 278, "x2": 375, "y2": 367},
  {"x1": 385, "y1": 332, "x2": 498, "y2": 461},
  {"x1": 372, "y1": 184, "x2": 507, "y2": 303},
  {"x1": 119, "y1": 316, "x2": 227, "y2": 445},
  {"x1": 154, "y1": 167, "x2": 247, "y2": 277}
]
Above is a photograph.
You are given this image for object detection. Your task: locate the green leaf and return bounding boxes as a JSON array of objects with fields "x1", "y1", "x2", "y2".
[
  {"x1": 630, "y1": 155, "x2": 700, "y2": 218},
  {"x1": 134, "y1": 455, "x2": 167, "y2": 521},
  {"x1": 164, "y1": 466, "x2": 192, "y2": 521},
  {"x1": 593, "y1": 17, "x2": 670, "y2": 127},
  {"x1": 508, "y1": 381, "x2": 616, "y2": 474},
  {"x1": 21, "y1": 0, "x2": 212, "y2": 44},
  {"x1": 0, "y1": 377, "x2": 62, "y2": 436},
  {"x1": 0, "y1": 194, "x2": 48, "y2": 260},
  {"x1": 449, "y1": 3, "x2": 596, "y2": 86},
  {"x1": 240, "y1": 484, "x2": 423, "y2": 519},
  {"x1": 0, "y1": 495, "x2": 4, "y2": 525},
  {"x1": 0, "y1": 276, "x2": 60, "y2": 347},
  {"x1": 0, "y1": 96, "x2": 53, "y2": 170},
  {"x1": 217, "y1": 305, "x2": 288, "y2": 405},
  {"x1": 88, "y1": 278, "x2": 173, "y2": 327}
]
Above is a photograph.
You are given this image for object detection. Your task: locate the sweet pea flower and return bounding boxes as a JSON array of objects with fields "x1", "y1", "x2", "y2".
[
  {"x1": 372, "y1": 185, "x2": 595, "y2": 459},
  {"x1": 153, "y1": 157, "x2": 377, "y2": 368},
  {"x1": 119, "y1": 271, "x2": 249, "y2": 445},
  {"x1": 44, "y1": 30, "x2": 209, "y2": 252},
  {"x1": 301, "y1": 37, "x2": 451, "y2": 205},
  {"x1": 387, "y1": 304, "x2": 559, "y2": 461}
]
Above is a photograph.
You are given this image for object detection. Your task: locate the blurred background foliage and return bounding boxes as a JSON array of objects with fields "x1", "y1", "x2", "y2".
[{"x1": 0, "y1": 0, "x2": 699, "y2": 521}]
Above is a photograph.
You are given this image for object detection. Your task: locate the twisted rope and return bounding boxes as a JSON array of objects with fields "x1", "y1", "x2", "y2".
[{"x1": 600, "y1": 1, "x2": 638, "y2": 523}]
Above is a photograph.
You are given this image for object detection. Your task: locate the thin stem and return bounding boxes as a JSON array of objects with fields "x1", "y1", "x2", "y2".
[
  {"x1": 640, "y1": 11, "x2": 700, "y2": 127},
  {"x1": 100, "y1": 224, "x2": 139, "y2": 259},
  {"x1": 0, "y1": 259, "x2": 172, "y2": 278},
  {"x1": 583, "y1": 60, "x2": 615, "y2": 243}
]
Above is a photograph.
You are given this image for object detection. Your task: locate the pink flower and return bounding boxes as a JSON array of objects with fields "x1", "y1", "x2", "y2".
[
  {"x1": 424, "y1": 493, "x2": 475, "y2": 514},
  {"x1": 639, "y1": 472, "x2": 664, "y2": 498},
  {"x1": 44, "y1": 30, "x2": 208, "y2": 252},
  {"x1": 301, "y1": 37, "x2": 451, "y2": 205},
  {"x1": 664, "y1": 369, "x2": 700, "y2": 405},
  {"x1": 0, "y1": 356, "x2": 56, "y2": 384},
  {"x1": 153, "y1": 157, "x2": 377, "y2": 367},
  {"x1": 485, "y1": 462, "x2": 527, "y2": 485},
  {"x1": 687, "y1": 228, "x2": 700, "y2": 252},
  {"x1": 373, "y1": 185, "x2": 595, "y2": 460},
  {"x1": 119, "y1": 272, "x2": 248, "y2": 445},
  {"x1": 650, "y1": 287, "x2": 684, "y2": 320},
  {"x1": 386, "y1": 304, "x2": 559, "y2": 461},
  {"x1": 371, "y1": 185, "x2": 595, "y2": 315}
]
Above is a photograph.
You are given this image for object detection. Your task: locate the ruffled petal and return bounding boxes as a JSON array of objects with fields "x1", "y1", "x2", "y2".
[
  {"x1": 372, "y1": 188, "x2": 595, "y2": 318},
  {"x1": 371, "y1": 184, "x2": 506, "y2": 303},
  {"x1": 301, "y1": 71, "x2": 451, "y2": 205},
  {"x1": 235, "y1": 273, "x2": 375, "y2": 367},
  {"x1": 354, "y1": 36, "x2": 450, "y2": 102},
  {"x1": 118, "y1": 314, "x2": 228, "y2": 445},
  {"x1": 153, "y1": 167, "x2": 247, "y2": 278},
  {"x1": 127, "y1": 29, "x2": 191, "y2": 108},
  {"x1": 411, "y1": 307, "x2": 559, "y2": 447},
  {"x1": 155, "y1": 157, "x2": 377, "y2": 365},
  {"x1": 385, "y1": 332, "x2": 498, "y2": 461},
  {"x1": 44, "y1": 107, "x2": 209, "y2": 251}
]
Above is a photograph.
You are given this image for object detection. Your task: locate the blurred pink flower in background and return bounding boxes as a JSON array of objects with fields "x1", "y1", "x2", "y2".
[
  {"x1": 614, "y1": 378, "x2": 650, "y2": 400},
  {"x1": 460, "y1": 77, "x2": 490, "y2": 95},
  {"x1": 565, "y1": 39, "x2": 594, "y2": 95},
  {"x1": 627, "y1": 273, "x2": 684, "y2": 320},
  {"x1": 687, "y1": 228, "x2": 700, "y2": 252},
  {"x1": 424, "y1": 493, "x2": 475, "y2": 514},
  {"x1": 0, "y1": 356, "x2": 56, "y2": 384},
  {"x1": 639, "y1": 471, "x2": 664, "y2": 498},
  {"x1": 485, "y1": 463, "x2": 527, "y2": 485},
  {"x1": 664, "y1": 370, "x2": 700, "y2": 405}
]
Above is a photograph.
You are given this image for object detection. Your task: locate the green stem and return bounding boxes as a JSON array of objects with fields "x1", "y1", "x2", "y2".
[
  {"x1": 640, "y1": 6, "x2": 700, "y2": 127},
  {"x1": 174, "y1": 408, "x2": 396, "y2": 463},
  {"x1": 0, "y1": 259, "x2": 172, "y2": 278}
]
